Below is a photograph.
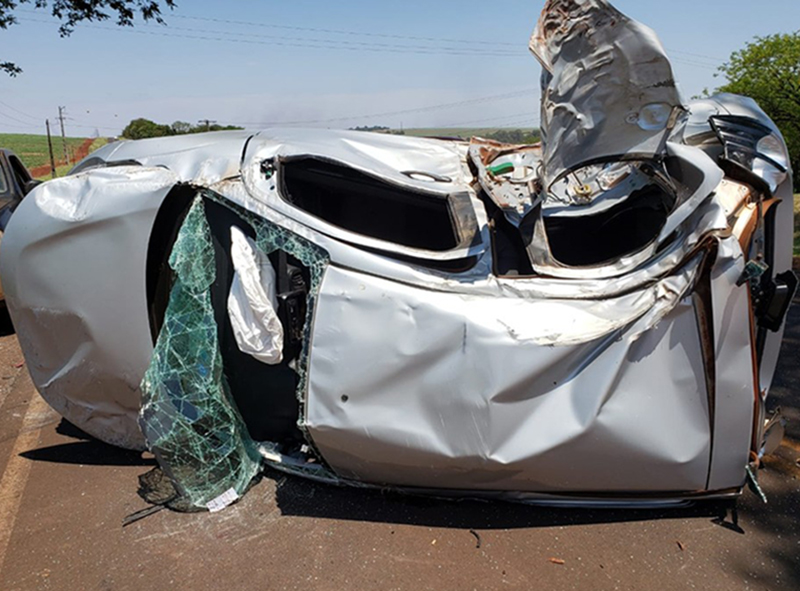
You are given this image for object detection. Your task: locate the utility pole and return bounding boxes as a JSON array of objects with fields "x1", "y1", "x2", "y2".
[
  {"x1": 45, "y1": 119, "x2": 57, "y2": 179},
  {"x1": 198, "y1": 119, "x2": 216, "y2": 132},
  {"x1": 57, "y1": 106, "x2": 69, "y2": 165}
]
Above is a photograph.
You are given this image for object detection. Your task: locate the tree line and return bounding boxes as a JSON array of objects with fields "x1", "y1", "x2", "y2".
[{"x1": 121, "y1": 118, "x2": 244, "y2": 140}]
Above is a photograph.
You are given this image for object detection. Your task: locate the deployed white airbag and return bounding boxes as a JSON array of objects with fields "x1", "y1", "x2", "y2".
[{"x1": 227, "y1": 226, "x2": 284, "y2": 365}]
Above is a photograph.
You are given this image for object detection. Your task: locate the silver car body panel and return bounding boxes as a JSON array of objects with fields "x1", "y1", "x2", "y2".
[{"x1": 0, "y1": 0, "x2": 794, "y2": 504}]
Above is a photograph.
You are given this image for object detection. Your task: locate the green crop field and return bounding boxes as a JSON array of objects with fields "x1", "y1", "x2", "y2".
[
  {"x1": 42, "y1": 137, "x2": 111, "y2": 179},
  {"x1": 0, "y1": 133, "x2": 89, "y2": 170}
]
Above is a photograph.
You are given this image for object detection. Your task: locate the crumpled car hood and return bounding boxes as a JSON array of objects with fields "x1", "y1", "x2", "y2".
[{"x1": 531, "y1": 0, "x2": 684, "y2": 188}]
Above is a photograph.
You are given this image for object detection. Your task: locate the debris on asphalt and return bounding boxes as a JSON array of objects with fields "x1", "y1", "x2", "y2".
[
  {"x1": 469, "y1": 529, "x2": 482, "y2": 549},
  {"x1": 122, "y1": 504, "x2": 165, "y2": 527}
]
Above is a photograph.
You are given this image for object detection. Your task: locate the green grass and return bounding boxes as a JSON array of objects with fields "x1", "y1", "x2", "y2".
[
  {"x1": 88, "y1": 137, "x2": 110, "y2": 152},
  {"x1": 0, "y1": 133, "x2": 88, "y2": 170},
  {"x1": 25, "y1": 137, "x2": 111, "y2": 180},
  {"x1": 49, "y1": 163, "x2": 74, "y2": 179}
]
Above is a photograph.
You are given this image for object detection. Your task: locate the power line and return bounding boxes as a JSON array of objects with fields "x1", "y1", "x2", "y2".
[
  {"x1": 147, "y1": 20, "x2": 724, "y2": 67},
  {"x1": 0, "y1": 98, "x2": 117, "y2": 131},
  {"x1": 0, "y1": 119, "x2": 38, "y2": 130},
  {"x1": 669, "y1": 57, "x2": 719, "y2": 71},
  {"x1": 0, "y1": 99, "x2": 42, "y2": 122},
  {"x1": 68, "y1": 123, "x2": 121, "y2": 132},
  {"x1": 168, "y1": 13, "x2": 728, "y2": 65},
  {"x1": 0, "y1": 106, "x2": 37, "y2": 126},
  {"x1": 154, "y1": 14, "x2": 728, "y2": 65},
  {"x1": 18, "y1": 18, "x2": 523, "y2": 58},
  {"x1": 667, "y1": 49, "x2": 725, "y2": 63},
  {"x1": 122, "y1": 21, "x2": 727, "y2": 66},
  {"x1": 224, "y1": 88, "x2": 538, "y2": 127},
  {"x1": 16, "y1": 8, "x2": 519, "y2": 48},
  {"x1": 16, "y1": 7, "x2": 726, "y2": 64},
  {"x1": 137, "y1": 22, "x2": 520, "y2": 55},
  {"x1": 3, "y1": 13, "x2": 722, "y2": 134},
  {"x1": 171, "y1": 13, "x2": 520, "y2": 48}
]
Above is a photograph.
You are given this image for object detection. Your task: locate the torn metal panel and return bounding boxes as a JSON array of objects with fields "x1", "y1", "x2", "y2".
[
  {"x1": 469, "y1": 140, "x2": 543, "y2": 227},
  {"x1": 531, "y1": 0, "x2": 684, "y2": 188}
]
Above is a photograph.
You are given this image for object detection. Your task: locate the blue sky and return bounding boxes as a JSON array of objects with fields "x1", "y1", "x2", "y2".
[{"x1": 0, "y1": 0, "x2": 798, "y2": 136}]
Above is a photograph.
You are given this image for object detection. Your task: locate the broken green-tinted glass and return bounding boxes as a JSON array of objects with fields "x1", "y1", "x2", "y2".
[{"x1": 139, "y1": 197, "x2": 261, "y2": 511}]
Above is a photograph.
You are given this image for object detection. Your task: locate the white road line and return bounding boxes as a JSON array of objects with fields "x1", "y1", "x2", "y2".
[
  {"x1": 0, "y1": 372, "x2": 21, "y2": 413},
  {"x1": 0, "y1": 392, "x2": 50, "y2": 580}
]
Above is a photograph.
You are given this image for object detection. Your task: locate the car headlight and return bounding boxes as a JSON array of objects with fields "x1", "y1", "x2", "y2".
[
  {"x1": 756, "y1": 133, "x2": 790, "y2": 171},
  {"x1": 710, "y1": 115, "x2": 789, "y2": 193}
]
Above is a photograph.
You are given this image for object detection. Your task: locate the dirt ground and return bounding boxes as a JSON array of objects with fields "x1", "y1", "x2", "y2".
[
  {"x1": 27, "y1": 138, "x2": 97, "y2": 179},
  {"x1": 0, "y1": 291, "x2": 799, "y2": 591}
]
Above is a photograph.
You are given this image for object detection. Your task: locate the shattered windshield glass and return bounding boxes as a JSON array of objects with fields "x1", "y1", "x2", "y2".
[
  {"x1": 139, "y1": 198, "x2": 262, "y2": 511},
  {"x1": 139, "y1": 193, "x2": 331, "y2": 511}
]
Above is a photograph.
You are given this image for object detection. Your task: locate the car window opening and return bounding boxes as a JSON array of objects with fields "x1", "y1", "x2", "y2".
[
  {"x1": 478, "y1": 189, "x2": 536, "y2": 277},
  {"x1": 544, "y1": 181, "x2": 676, "y2": 267},
  {"x1": 147, "y1": 193, "x2": 310, "y2": 447},
  {"x1": 280, "y1": 157, "x2": 460, "y2": 251},
  {"x1": 8, "y1": 155, "x2": 32, "y2": 187}
]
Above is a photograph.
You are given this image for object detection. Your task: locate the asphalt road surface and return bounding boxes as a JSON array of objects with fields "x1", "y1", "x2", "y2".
[{"x1": 0, "y1": 287, "x2": 799, "y2": 591}]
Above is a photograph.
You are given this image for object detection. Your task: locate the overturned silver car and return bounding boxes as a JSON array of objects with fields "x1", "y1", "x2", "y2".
[{"x1": 1, "y1": 0, "x2": 795, "y2": 510}]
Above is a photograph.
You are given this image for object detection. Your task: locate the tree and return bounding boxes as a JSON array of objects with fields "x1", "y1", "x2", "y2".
[
  {"x1": 716, "y1": 32, "x2": 800, "y2": 186},
  {"x1": 121, "y1": 118, "x2": 171, "y2": 140},
  {"x1": 170, "y1": 121, "x2": 193, "y2": 135},
  {"x1": 1, "y1": 0, "x2": 175, "y2": 76}
]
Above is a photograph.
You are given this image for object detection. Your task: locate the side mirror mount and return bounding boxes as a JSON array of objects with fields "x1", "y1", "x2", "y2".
[{"x1": 22, "y1": 179, "x2": 41, "y2": 196}]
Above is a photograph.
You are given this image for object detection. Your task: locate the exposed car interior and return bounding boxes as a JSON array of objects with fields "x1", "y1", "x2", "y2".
[{"x1": 279, "y1": 157, "x2": 460, "y2": 252}]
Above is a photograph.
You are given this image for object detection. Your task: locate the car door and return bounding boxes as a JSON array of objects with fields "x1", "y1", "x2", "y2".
[
  {"x1": 0, "y1": 153, "x2": 14, "y2": 217},
  {"x1": 0, "y1": 153, "x2": 39, "y2": 231}
]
